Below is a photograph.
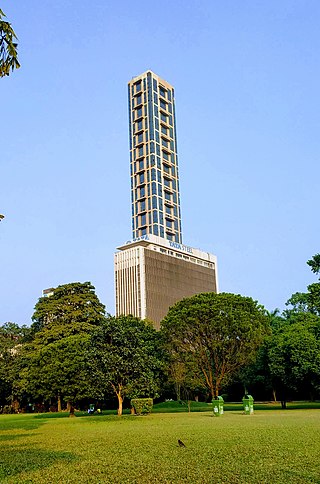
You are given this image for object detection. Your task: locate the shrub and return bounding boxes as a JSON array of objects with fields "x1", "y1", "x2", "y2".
[{"x1": 131, "y1": 398, "x2": 153, "y2": 415}]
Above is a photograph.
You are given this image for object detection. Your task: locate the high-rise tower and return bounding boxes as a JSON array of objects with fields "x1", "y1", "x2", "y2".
[
  {"x1": 128, "y1": 71, "x2": 182, "y2": 243},
  {"x1": 115, "y1": 71, "x2": 218, "y2": 328}
]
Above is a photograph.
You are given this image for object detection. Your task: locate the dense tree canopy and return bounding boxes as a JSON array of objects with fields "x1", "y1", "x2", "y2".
[
  {"x1": 161, "y1": 292, "x2": 269, "y2": 399},
  {"x1": 31, "y1": 282, "x2": 106, "y2": 337},
  {"x1": 90, "y1": 315, "x2": 163, "y2": 415},
  {"x1": 0, "y1": 8, "x2": 20, "y2": 77},
  {"x1": 0, "y1": 323, "x2": 30, "y2": 407},
  {"x1": 14, "y1": 282, "x2": 106, "y2": 410},
  {"x1": 266, "y1": 314, "x2": 320, "y2": 406}
]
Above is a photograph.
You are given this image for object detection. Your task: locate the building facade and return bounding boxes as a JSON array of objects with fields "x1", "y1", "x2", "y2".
[
  {"x1": 115, "y1": 235, "x2": 218, "y2": 330},
  {"x1": 128, "y1": 71, "x2": 182, "y2": 243},
  {"x1": 115, "y1": 71, "x2": 218, "y2": 327}
]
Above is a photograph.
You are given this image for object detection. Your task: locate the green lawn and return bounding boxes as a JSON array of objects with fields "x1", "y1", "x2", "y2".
[{"x1": 1, "y1": 409, "x2": 320, "y2": 483}]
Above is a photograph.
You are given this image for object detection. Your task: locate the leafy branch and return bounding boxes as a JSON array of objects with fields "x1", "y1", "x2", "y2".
[{"x1": 0, "y1": 8, "x2": 20, "y2": 77}]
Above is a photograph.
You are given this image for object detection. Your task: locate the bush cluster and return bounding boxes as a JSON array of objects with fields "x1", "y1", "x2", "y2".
[{"x1": 131, "y1": 398, "x2": 153, "y2": 415}]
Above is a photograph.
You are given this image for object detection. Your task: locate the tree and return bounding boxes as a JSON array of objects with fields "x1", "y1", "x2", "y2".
[
  {"x1": 17, "y1": 334, "x2": 95, "y2": 411},
  {"x1": 307, "y1": 254, "x2": 320, "y2": 275},
  {"x1": 31, "y1": 282, "x2": 106, "y2": 337},
  {"x1": 161, "y1": 293, "x2": 269, "y2": 399},
  {"x1": 0, "y1": 8, "x2": 20, "y2": 77},
  {"x1": 266, "y1": 313, "x2": 320, "y2": 407},
  {"x1": 286, "y1": 253, "x2": 320, "y2": 316},
  {"x1": 15, "y1": 282, "x2": 106, "y2": 410},
  {"x1": 0, "y1": 322, "x2": 31, "y2": 408},
  {"x1": 90, "y1": 315, "x2": 163, "y2": 415}
]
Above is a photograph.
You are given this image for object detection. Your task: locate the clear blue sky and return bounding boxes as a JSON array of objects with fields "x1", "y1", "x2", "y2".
[{"x1": 1, "y1": 0, "x2": 319, "y2": 325}]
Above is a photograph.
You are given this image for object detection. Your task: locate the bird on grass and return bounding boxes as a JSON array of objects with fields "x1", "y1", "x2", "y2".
[{"x1": 178, "y1": 439, "x2": 186, "y2": 447}]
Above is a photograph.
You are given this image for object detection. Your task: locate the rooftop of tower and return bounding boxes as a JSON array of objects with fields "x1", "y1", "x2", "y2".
[{"x1": 128, "y1": 70, "x2": 174, "y2": 90}]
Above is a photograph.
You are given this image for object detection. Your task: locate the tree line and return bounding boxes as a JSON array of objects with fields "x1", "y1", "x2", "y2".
[{"x1": 1, "y1": 254, "x2": 319, "y2": 414}]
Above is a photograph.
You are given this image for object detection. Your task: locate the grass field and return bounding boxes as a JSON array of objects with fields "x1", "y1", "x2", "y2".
[{"x1": 1, "y1": 407, "x2": 320, "y2": 483}]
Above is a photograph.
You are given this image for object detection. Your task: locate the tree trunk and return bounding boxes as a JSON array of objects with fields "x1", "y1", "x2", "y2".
[
  {"x1": 67, "y1": 401, "x2": 72, "y2": 412},
  {"x1": 117, "y1": 393, "x2": 123, "y2": 416},
  {"x1": 57, "y1": 394, "x2": 62, "y2": 412},
  {"x1": 272, "y1": 388, "x2": 277, "y2": 402}
]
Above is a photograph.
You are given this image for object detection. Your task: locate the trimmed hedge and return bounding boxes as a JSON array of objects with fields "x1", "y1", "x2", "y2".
[{"x1": 131, "y1": 398, "x2": 153, "y2": 415}]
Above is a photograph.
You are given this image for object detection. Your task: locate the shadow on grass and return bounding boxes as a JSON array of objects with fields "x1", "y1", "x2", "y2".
[
  {"x1": 0, "y1": 445, "x2": 76, "y2": 480},
  {"x1": 0, "y1": 433, "x2": 34, "y2": 442},
  {"x1": 283, "y1": 469, "x2": 320, "y2": 483},
  {"x1": 0, "y1": 417, "x2": 47, "y2": 432}
]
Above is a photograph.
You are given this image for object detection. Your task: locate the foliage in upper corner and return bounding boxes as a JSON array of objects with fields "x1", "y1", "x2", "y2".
[
  {"x1": 0, "y1": 8, "x2": 20, "y2": 77},
  {"x1": 286, "y1": 253, "x2": 320, "y2": 316}
]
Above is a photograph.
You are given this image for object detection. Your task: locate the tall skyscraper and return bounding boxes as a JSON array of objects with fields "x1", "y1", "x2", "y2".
[
  {"x1": 128, "y1": 71, "x2": 182, "y2": 243},
  {"x1": 115, "y1": 70, "x2": 218, "y2": 328}
]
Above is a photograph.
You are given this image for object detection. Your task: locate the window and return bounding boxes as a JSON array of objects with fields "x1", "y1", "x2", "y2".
[
  {"x1": 137, "y1": 133, "x2": 143, "y2": 144},
  {"x1": 139, "y1": 159, "x2": 144, "y2": 171},
  {"x1": 166, "y1": 219, "x2": 173, "y2": 229},
  {"x1": 153, "y1": 93, "x2": 158, "y2": 104},
  {"x1": 136, "y1": 95, "x2": 142, "y2": 106},
  {"x1": 152, "y1": 196, "x2": 157, "y2": 208},
  {"x1": 162, "y1": 151, "x2": 170, "y2": 161},
  {"x1": 153, "y1": 211, "x2": 158, "y2": 223},
  {"x1": 140, "y1": 199, "x2": 146, "y2": 211},
  {"x1": 135, "y1": 81, "x2": 142, "y2": 93},
  {"x1": 160, "y1": 99, "x2": 167, "y2": 110},
  {"x1": 136, "y1": 120, "x2": 143, "y2": 132},
  {"x1": 159, "y1": 86, "x2": 166, "y2": 98},
  {"x1": 136, "y1": 107, "x2": 143, "y2": 119},
  {"x1": 139, "y1": 186, "x2": 145, "y2": 198},
  {"x1": 160, "y1": 112, "x2": 167, "y2": 123},
  {"x1": 140, "y1": 213, "x2": 146, "y2": 226},
  {"x1": 164, "y1": 191, "x2": 171, "y2": 202},
  {"x1": 163, "y1": 164, "x2": 170, "y2": 174},
  {"x1": 137, "y1": 146, "x2": 144, "y2": 157},
  {"x1": 161, "y1": 125, "x2": 168, "y2": 136},
  {"x1": 165, "y1": 204, "x2": 172, "y2": 215},
  {"x1": 162, "y1": 138, "x2": 169, "y2": 148},
  {"x1": 138, "y1": 173, "x2": 145, "y2": 185},
  {"x1": 140, "y1": 227, "x2": 147, "y2": 236},
  {"x1": 164, "y1": 177, "x2": 171, "y2": 188},
  {"x1": 151, "y1": 169, "x2": 156, "y2": 181},
  {"x1": 152, "y1": 183, "x2": 157, "y2": 195}
]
